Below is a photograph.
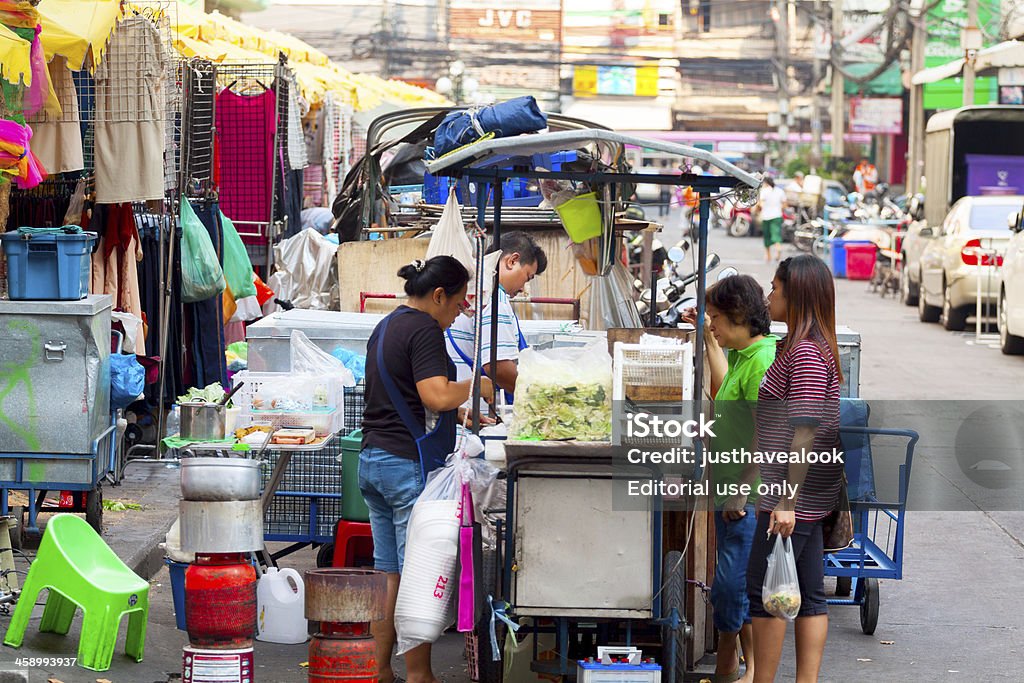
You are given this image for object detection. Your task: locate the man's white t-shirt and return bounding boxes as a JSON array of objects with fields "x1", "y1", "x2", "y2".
[{"x1": 759, "y1": 185, "x2": 787, "y2": 221}]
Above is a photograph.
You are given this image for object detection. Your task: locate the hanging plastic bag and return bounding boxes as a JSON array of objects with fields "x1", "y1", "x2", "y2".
[
  {"x1": 180, "y1": 197, "x2": 225, "y2": 303},
  {"x1": 396, "y1": 438, "x2": 495, "y2": 654},
  {"x1": 220, "y1": 212, "x2": 257, "y2": 300},
  {"x1": 762, "y1": 534, "x2": 802, "y2": 621},
  {"x1": 290, "y1": 330, "x2": 355, "y2": 387},
  {"x1": 426, "y1": 188, "x2": 474, "y2": 269},
  {"x1": 110, "y1": 353, "x2": 145, "y2": 409},
  {"x1": 510, "y1": 340, "x2": 613, "y2": 441}
]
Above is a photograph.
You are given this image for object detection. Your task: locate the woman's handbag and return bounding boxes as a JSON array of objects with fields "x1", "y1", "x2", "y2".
[
  {"x1": 822, "y1": 474, "x2": 854, "y2": 553},
  {"x1": 456, "y1": 480, "x2": 484, "y2": 632}
]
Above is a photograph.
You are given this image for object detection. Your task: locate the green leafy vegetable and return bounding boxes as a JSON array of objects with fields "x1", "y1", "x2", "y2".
[
  {"x1": 177, "y1": 383, "x2": 226, "y2": 405},
  {"x1": 102, "y1": 500, "x2": 142, "y2": 511}
]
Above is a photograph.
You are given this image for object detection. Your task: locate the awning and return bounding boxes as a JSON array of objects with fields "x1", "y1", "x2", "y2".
[
  {"x1": 912, "y1": 39, "x2": 1024, "y2": 85},
  {"x1": 0, "y1": 24, "x2": 31, "y2": 87},
  {"x1": 38, "y1": 0, "x2": 121, "y2": 70}
]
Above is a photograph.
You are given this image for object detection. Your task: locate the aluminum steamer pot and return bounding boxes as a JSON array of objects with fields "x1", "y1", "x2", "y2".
[
  {"x1": 180, "y1": 457, "x2": 261, "y2": 501},
  {"x1": 179, "y1": 402, "x2": 227, "y2": 441}
]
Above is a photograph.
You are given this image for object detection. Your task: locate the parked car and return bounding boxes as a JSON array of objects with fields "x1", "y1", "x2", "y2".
[
  {"x1": 916, "y1": 195, "x2": 1023, "y2": 331},
  {"x1": 997, "y1": 206, "x2": 1024, "y2": 354}
]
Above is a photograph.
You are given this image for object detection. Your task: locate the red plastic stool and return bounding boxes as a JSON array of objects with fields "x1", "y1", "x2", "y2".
[{"x1": 332, "y1": 520, "x2": 374, "y2": 568}]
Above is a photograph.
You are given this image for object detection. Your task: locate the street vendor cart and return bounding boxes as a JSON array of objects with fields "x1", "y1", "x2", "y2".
[
  {"x1": 426, "y1": 131, "x2": 760, "y2": 682},
  {"x1": 0, "y1": 295, "x2": 116, "y2": 548}
]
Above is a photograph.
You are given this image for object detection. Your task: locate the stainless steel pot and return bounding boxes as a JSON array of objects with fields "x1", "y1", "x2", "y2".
[
  {"x1": 180, "y1": 457, "x2": 261, "y2": 501},
  {"x1": 179, "y1": 499, "x2": 264, "y2": 553},
  {"x1": 179, "y1": 402, "x2": 226, "y2": 440}
]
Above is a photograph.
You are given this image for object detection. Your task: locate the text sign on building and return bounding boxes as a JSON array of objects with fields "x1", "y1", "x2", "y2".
[
  {"x1": 573, "y1": 65, "x2": 660, "y2": 97},
  {"x1": 849, "y1": 97, "x2": 903, "y2": 135},
  {"x1": 449, "y1": 0, "x2": 561, "y2": 42}
]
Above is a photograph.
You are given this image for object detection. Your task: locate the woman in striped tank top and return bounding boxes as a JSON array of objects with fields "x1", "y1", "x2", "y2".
[{"x1": 747, "y1": 255, "x2": 843, "y2": 683}]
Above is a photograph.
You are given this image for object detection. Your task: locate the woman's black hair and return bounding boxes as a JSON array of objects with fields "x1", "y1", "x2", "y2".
[
  {"x1": 706, "y1": 274, "x2": 772, "y2": 337},
  {"x1": 397, "y1": 255, "x2": 470, "y2": 298}
]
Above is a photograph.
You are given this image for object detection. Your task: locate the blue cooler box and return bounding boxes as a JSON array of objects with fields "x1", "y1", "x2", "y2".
[
  {"x1": 1, "y1": 230, "x2": 96, "y2": 300},
  {"x1": 578, "y1": 648, "x2": 662, "y2": 682}
]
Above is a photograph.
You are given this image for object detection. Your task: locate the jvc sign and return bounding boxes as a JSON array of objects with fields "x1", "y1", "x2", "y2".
[{"x1": 449, "y1": 0, "x2": 561, "y2": 42}]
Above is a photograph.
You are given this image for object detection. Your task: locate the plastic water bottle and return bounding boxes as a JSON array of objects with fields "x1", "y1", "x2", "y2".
[{"x1": 165, "y1": 405, "x2": 180, "y2": 438}]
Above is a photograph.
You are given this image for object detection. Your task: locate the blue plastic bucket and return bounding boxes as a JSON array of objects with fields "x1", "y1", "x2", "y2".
[
  {"x1": 165, "y1": 558, "x2": 188, "y2": 631},
  {"x1": 1, "y1": 231, "x2": 96, "y2": 300}
]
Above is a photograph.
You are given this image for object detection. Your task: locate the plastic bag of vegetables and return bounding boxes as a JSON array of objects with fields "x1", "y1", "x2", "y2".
[
  {"x1": 510, "y1": 340, "x2": 612, "y2": 441},
  {"x1": 762, "y1": 534, "x2": 802, "y2": 621}
]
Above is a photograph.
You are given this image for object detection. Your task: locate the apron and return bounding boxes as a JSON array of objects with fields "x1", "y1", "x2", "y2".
[
  {"x1": 446, "y1": 304, "x2": 528, "y2": 404},
  {"x1": 376, "y1": 307, "x2": 457, "y2": 480}
]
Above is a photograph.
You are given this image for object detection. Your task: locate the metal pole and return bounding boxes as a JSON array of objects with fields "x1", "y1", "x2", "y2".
[
  {"x1": 963, "y1": 0, "x2": 979, "y2": 106},
  {"x1": 472, "y1": 183, "x2": 488, "y2": 433},
  {"x1": 488, "y1": 184, "x2": 503, "y2": 409},
  {"x1": 810, "y1": 0, "x2": 823, "y2": 170},
  {"x1": 908, "y1": 3, "x2": 926, "y2": 195},
  {"x1": 694, "y1": 192, "x2": 710, "y2": 421},
  {"x1": 830, "y1": 0, "x2": 845, "y2": 159}
]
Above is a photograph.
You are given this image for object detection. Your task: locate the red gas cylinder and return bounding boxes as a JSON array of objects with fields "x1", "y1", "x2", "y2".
[
  {"x1": 184, "y1": 553, "x2": 257, "y2": 648},
  {"x1": 309, "y1": 622, "x2": 376, "y2": 683}
]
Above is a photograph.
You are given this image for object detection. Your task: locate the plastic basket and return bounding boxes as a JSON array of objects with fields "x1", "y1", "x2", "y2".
[
  {"x1": 1, "y1": 231, "x2": 96, "y2": 300},
  {"x1": 845, "y1": 243, "x2": 878, "y2": 281},
  {"x1": 233, "y1": 371, "x2": 344, "y2": 435},
  {"x1": 555, "y1": 193, "x2": 603, "y2": 243},
  {"x1": 343, "y1": 383, "x2": 366, "y2": 433}
]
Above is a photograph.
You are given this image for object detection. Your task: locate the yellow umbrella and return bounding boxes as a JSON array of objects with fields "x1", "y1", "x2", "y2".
[
  {"x1": 37, "y1": 0, "x2": 121, "y2": 70},
  {"x1": 0, "y1": 23, "x2": 32, "y2": 87}
]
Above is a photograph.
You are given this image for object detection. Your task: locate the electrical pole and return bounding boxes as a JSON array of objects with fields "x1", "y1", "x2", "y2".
[
  {"x1": 810, "y1": 0, "x2": 823, "y2": 170},
  {"x1": 908, "y1": 1, "x2": 926, "y2": 194},
  {"x1": 963, "y1": 0, "x2": 980, "y2": 106},
  {"x1": 830, "y1": 0, "x2": 845, "y2": 159},
  {"x1": 774, "y1": 0, "x2": 791, "y2": 165}
]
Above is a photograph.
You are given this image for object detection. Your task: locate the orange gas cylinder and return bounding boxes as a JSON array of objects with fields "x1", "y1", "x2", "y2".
[
  {"x1": 308, "y1": 622, "x2": 376, "y2": 682},
  {"x1": 184, "y1": 553, "x2": 257, "y2": 648}
]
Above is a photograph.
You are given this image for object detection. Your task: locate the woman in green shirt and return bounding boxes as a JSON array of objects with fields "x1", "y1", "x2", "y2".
[{"x1": 686, "y1": 274, "x2": 776, "y2": 683}]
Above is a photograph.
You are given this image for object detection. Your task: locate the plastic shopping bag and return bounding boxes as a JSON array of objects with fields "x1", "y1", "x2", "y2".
[
  {"x1": 290, "y1": 330, "x2": 355, "y2": 387},
  {"x1": 395, "y1": 438, "x2": 496, "y2": 654},
  {"x1": 762, "y1": 534, "x2": 802, "y2": 621},
  {"x1": 110, "y1": 353, "x2": 145, "y2": 409},
  {"x1": 510, "y1": 339, "x2": 613, "y2": 441},
  {"x1": 426, "y1": 188, "x2": 474, "y2": 271},
  {"x1": 220, "y1": 212, "x2": 257, "y2": 300},
  {"x1": 180, "y1": 197, "x2": 225, "y2": 303}
]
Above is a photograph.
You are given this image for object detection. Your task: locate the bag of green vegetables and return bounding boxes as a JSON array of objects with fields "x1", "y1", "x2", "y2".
[{"x1": 510, "y1": 340, "x2": 612, "y2": 441}]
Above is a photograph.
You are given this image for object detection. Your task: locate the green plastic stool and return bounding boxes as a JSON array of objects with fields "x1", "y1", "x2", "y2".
[{"x1": 3, "y1": 513, "x2": 149, "y2": 671}]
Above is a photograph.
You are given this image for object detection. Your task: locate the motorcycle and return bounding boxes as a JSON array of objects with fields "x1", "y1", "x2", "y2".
[{"x1": 635, "y1": 252, "x2": 730, "y2": 327}]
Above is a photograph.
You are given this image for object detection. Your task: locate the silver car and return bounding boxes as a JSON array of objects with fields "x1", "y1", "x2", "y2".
[{"x1": 916, "y1": 195, "x2": 1022, "y2": 331}]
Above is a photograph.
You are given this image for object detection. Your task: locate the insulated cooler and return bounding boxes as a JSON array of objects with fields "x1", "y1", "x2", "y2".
[{"x1": 0, "y1": 295, "x2": 111, "y2": 456}]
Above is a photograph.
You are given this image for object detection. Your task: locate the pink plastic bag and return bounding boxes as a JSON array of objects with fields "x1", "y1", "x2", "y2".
[{"x1": 457, "y1": 481, "x2": 481, "y2": 632}]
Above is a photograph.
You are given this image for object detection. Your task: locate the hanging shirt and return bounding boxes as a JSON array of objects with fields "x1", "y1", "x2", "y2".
[
  {"x1": 216, "y1": 87, "x2": 277, "y2": 238},
  {"x1": 93, "y1": 14, "x2": 168, "y2": 203},
  {"x1": 28, "y1": 56, "x2": 84, "y2": 174}
]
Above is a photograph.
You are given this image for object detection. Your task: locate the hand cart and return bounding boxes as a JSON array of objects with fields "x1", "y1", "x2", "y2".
[
  {"x1": 826, "y1": 401, "x2": 919, "y2": 635},
  {"x1": 0, "y1": 329, "x2": 123, "y2": 548}
]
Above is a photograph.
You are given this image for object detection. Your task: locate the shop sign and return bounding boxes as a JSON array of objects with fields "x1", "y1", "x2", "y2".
[
  {"x1": 849, "y1": 97, "x2": 903, "y2": 135},
  {"x1": 573, "y1": 65, "x2": 660, "y2": 97},
  {"x1": 449, "y1": 0, "x2": 561, "y2": 42}
]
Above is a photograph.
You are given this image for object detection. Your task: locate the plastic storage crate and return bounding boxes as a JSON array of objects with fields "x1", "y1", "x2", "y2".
[
  {"x1": 1, "y1": 231, "x2": 96, "y2": 300},
  {"x1": 260, "y1": 439, "x2": 344, "y2": 541},
  {"x1": 233, "y1": 371, "x2": 345, "y2": 436}
]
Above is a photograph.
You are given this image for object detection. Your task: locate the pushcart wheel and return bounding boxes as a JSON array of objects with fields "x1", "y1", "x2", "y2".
[
  {"x1": 85, "y1": 486, "x2": 103, "y2": 534},
  {"x1": 860, "y1": 578, "x2": 879, "y2": 635},
  {"x1": 8, "y1": 506, "x2": 24, "y2": 551},
  {"x1": 661, "y1": 550, "x2": 687, "y2": 683},
  {"x1": 315, "y1": 543, "x2": 335, "y2": 568},
  {"x1": 835, "y1": 576, "x2": 852, "y2": 597}
]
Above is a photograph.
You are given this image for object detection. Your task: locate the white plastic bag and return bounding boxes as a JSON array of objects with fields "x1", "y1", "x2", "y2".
[
  {"x1": 290, "y1": 330, "x2": 355, "y2": 388},
  {"x1": 762, "y1": 534, "x2": 802, "y2": 621},
  {"x1": 426, "y1": 188, "x2": 474, "y2": 269},
  {"x1": 510, "y1": 340, "x2": 612, "y2": 441},
  {"x1": 395, "y1": 439, "x2": 497, "y2": 655}
]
